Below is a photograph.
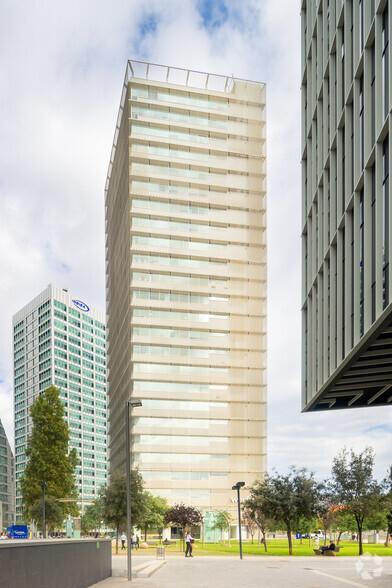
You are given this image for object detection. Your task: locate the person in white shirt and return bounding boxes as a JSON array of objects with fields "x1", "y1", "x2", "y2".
[
  {"x1": 185, "y1": 532, "x2": 194, "y2": 557},
  {"x1": 121, "y1": 533, "x2": 127, "y2": 550}
]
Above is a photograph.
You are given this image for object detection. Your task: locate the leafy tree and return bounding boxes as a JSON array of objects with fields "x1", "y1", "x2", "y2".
[
  {"x1": 100, "y1": 469, "x2": 145, "y2": 554},
  {"x1": 244, "y1": 492, "x2": 275, "y2": 552},
  {"x1": 139, "y1": 492, "x2": 169, "y2": 541},
  {"x1": 210, "y1": 510, "x2": 232, "y2": 545},
  {"x1": 29, "y1": 495, "x2": 64, "y2": 534},
  {"x1": 19, "y1": 385, "x2": 79, "y2": 522},
  {"x1": 316, "y1": 492, "x2": 338, "y2": 545},
  {"x1": 386, "y1": 512, "x2": 392, "y2": 547},
  {"x1": 246, "y1": 468, "x2": 320, "y2": 555},
  {"x1": 163, "y1": 503, "x2": 203, "y2": 551},
  {"x1": 81, "y1": 500, "x2": 104, "y2": 535},
  {"x1": 330, "y1": 506, "x2": 355, "y2": 544},
  {"x1": 331, "y1": 447, "x2": 383, "y2": 555},
  {"x1": 384, "y1": 465, "x2": 392, "y2": 547},
  {"x1": 241, "y1": 508, "x2": 258, "y2": 544},
  {"x1": 295, "y1": 515, "x2": 318, "y2": 545}
]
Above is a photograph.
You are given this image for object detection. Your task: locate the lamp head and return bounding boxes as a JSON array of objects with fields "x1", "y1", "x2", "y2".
[
  {"x1": 129, "y1": 399, "x2": 143, "y2": 408},
  {"x1": 232, "y1": 482, "x2": 245, "y2": 490}
]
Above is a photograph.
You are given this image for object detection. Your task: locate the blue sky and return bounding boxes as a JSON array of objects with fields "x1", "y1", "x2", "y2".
[{"x1": 0, "y1": 0, "x2": 391, "y2": 481}]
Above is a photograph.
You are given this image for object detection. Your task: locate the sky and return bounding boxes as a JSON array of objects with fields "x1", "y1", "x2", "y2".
[{"x1": 0, "y1": 0, "x2": 391, "y2": 481}]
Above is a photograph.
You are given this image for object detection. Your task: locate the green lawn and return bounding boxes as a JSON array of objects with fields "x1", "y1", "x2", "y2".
[{"x1": 113, "y1": 539, "x2": 392, "y2": 557}]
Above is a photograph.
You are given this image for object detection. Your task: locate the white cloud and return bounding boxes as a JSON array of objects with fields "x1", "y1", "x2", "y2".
[{"x1": 0, "y1": 0, "x2": 390, "y2": 480}]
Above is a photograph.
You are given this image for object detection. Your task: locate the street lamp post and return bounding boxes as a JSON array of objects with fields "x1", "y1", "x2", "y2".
[
  {"x1": 38, "y1": 481, "x2": 47, "y2": 538},
  {"x1": 232, "y1": 482, "x2": 245, "y2": 559},
  {"x1": 126, "y1": 398, "x2": 142, "y2": 581}
]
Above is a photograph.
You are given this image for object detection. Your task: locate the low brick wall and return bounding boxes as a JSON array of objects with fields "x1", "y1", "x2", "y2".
[{"x1": 0, "y1": 538, "x2": 111, "y2": 588}]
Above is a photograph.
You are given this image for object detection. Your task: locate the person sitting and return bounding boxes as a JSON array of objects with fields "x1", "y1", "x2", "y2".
[{"x1": 321, "y1": 540, "x2": 336, "y2": 555}]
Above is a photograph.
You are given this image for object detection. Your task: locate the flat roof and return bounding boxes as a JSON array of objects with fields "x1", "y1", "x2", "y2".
[
  {"x1": 127, "y1": 59, "x2": 265, "y2": 91},
  {"x1": 105, "y1": 60, "x2": 265, "y2": 196}
]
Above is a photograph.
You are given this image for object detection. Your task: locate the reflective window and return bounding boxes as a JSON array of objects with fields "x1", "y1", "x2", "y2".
[
  {"x1": 135, "y1": 417, "x2": 228, "y2": 429},
  {"x1": 131, "y1": 215, "x2": 226, "y2": 233},
  {"x1": 130, "y1": 122, "x2": 211, "y2": 143},
  {"x1": 132, "y1": 271, "x2": 227, "y2": 288},
  {"x1": 133, "y1": 326, "x2": 228, "y2": 340},
  {"x1": 138, "y1": 399, "x2": 228, "y2": 410},
  {"x1": 133, "y1": 344, "x2": 227, "y2": 358},
  {"x1": 131, "y1": 142, "x2": 226, "y2": 161},
  {"x1": 133, "y1": 362, "x2": 227, "y2": 374},
  {"x1": 132, "y1": 179, "x2": 228, "y2": 198},
  {"x1": 133, "y1": 381, "x2": 228, "y2": 393},
  {"x1": 132, "y1": 197, "x2": 222, "y2": 215},
  {"x1": 134, "y1": 453, "x2": 228, "y2": 463},
  {"x1": 131, "y1": 86, "x2": 228, "y2": 110},
  {"x1": 131, "y1": 161, "x2": 226, "y2": 181},
  {"x1": 132, "y1": 253, "x2": 226, "y2": 269},
  {"x1": 132, "y1": 235, "x2": 226, "y2": 251},
  {"x1": 132, "y1": 290, "x2": 228, "y2": 304},
  {"x1": 134, "y1": 434, "x2": 228, "y2": 446},
  {"x1": 131, "y1": 104, "x2": 227, "y2": 128}
]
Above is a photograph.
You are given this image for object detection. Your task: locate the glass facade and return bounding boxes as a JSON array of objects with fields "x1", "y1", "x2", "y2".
[
  {"x1": 0, "y1": 419, "x2": 15, "y2": 529},
  {"x1": 12, "y1": 285, "x2": 107, "y2": 520},
  {"x1": 105, "y1": 61, "x2": 267, "y2": 510},
  {"x1": 302, "y1": 1, "x2": 392, "y2": 411}
]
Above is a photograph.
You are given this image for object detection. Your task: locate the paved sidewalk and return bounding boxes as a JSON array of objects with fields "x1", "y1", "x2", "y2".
[{"x1": 89, "y1": 554, "x2": 392, "y2": 587}]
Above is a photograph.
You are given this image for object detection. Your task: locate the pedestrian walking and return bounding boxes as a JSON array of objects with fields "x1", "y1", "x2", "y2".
[
  {"x1": 135, "y1": 534, "x2": 140, "y2": 549},
  {"x1": 121, "y1": 533, "x2": 127, "y2": 550},
  {"x1": 131, "y1": 533, "x2": 135, "y2": 549},
  {"x1": 185, "y1": 531, "x2": 195, "y2": 557}
]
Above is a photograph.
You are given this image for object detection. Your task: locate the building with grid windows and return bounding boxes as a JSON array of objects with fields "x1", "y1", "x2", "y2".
[
  {"x1": 0, "y1": 418, "x2": 15, "y2": 529},
  {"x1": 13, "y1": 284, "x2": 107, "y2": 520},
  {"x1": 105, "y1": 60, "x2": 267, "y2": 511},
  {"x1": 301, "y1": 1, "x2": 392, "y2": 411}
]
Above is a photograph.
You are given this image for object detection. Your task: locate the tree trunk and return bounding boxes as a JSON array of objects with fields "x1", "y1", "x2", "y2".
[
  {"x1": 144, "y1": 525, "x2": 147, "y2": 541},
  {"x1": 384, "y1": 530, "x2": 389, "y2": 547},
  {"x1": 115, "y1": 526, "x2": 119, "y2": 554},
  {"x1": 358, "y1": 526, "x2": 363, "y2": 556},
  {"x1": 287, "y1": 527, "x2": 293, "y2": 555},
  {"x1": 337, "y1": 530, "x2": 342, "y2": 545},
  {"x1": 263, "y1": 532, "x2": 267, "y2": 552}
]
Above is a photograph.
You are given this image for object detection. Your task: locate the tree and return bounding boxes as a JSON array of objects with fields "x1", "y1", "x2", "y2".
[
  {"x1": 384, "y1": 465, "x2": 392, "y2": 547},
  {"x1": 295, "y1": 515, "x2": 318, "y2": 545},
  {"x1": 29, "y1": 495, "x2": 64, "y2": 534},
  {"x1": 246, "y1": 468, "x2": 320, "y2": 555},
  {"x1": 331, "y1": 447, "x2": 383, "y2": 555},
  {"x1": 241, "y1": 509, "x2": 258, "y2": 544},
  {"x1": 244, "y1": 491, "x2": 275, "y2": 552},
  {"x1": 330, "y1": 506, "x2": 355, "y2": 544},
  {"x1": 163, "y1": 503, "x2": 203, "y2": 551},
  {"x1": 317, "y1": 492, "x2": 339, "y2": 545},
  {"x1": 81, "y1": 500, "x2": 104, "y2": 536},
  {"x1": 139, "y1": 493, "x2": 169, "y2": 541},
  {"x1": 100, "y1": 469, "x2": 145, "y2": 554},
  {"x1": 210, "y1": 510, "x2": 232, "y2": 545},
  {"x1": 19, "y1": 385, "x2": 79, "y2": 522}
]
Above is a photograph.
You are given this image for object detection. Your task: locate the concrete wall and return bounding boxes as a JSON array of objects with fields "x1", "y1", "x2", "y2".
[{"x1": 0, "y1": 538, "x2": 111, "y2": 588}]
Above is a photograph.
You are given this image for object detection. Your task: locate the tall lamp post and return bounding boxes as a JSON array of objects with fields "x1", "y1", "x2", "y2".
[
  {"x1": 126, "y1": 398, "x2": 142, "y2": 581},
  {"x1": 232, "y1": 482, "x2": 245, "y2": 559},
  {"x1": 38, "y1": 481, "x2": 47, "y2": 538}
]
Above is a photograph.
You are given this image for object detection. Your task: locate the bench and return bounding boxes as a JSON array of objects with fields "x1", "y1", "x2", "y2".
[{"x1": 314, "y1": 546, "x2": 342, "y2": 556}]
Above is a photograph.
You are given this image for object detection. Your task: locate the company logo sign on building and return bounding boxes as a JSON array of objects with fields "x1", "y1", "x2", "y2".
[{"x1": 72, "y1": 299, "x2": 90, "y2": 313}]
